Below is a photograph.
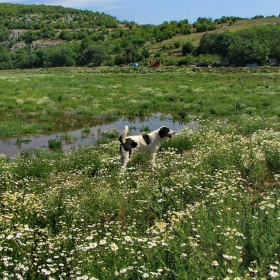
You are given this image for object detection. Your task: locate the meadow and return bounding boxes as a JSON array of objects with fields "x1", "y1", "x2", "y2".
[{"x1": 1, "y1": 67, "x2": 280, "y2": 279}]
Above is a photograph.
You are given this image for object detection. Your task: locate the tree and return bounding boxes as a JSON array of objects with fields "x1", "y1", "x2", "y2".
[
  {"x1": 48, "y1": 46, "x2": 76, "y2": 67},
  {"x1": 59, "y1": 30, "x2": 73, "y2": 41},
  {"x1": 79, "y1": 44, "x2": 109, "y2": 66},
  {"x1": 194, "y1": 17, "x2": 216, "y2": 32},
  {"x1": 141, "y1": 48, "x2": 150, "y2": 59},
  {"x1": 227, "y1": 35, "x2": 269, "y2": 66},
  {"x1": 196, "y1": 33, "x2": 218, "y2": 54},
  {"x1": 213, "y1": 31, "x2": 233, "y2": 57},
  {"x1": 182, "y1": 41, "x2": 195, "y2": 55},
  {"x1": 0, "y1": 47, "x2": 13, "y2": 69},
  {"x1": 0, "y1": 26, "x2": 10, "y2": 42}
]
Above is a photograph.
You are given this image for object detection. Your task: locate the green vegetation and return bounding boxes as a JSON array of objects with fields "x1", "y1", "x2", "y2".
[
  {"x1": 48, "y1": 138, "x2": 62, "y2": 150},
  {"x1": 1, "y1": 115, "x2": 280, "y2": 278},
  {"x1": 0, "y1": 67, "x2": 280, "y2": 137},
  {"x1": 0, "y1": 3, "x2": 279, "y2": 69},
  {"x1": 0, "y1": 68, "x2": 280, "y2": 278},
  {"x1": 0, "y1": 6, "x2": 280, "y2": 278},
  {"x1": 0, "y1": 67, "x2": 280, "y2": 140}
]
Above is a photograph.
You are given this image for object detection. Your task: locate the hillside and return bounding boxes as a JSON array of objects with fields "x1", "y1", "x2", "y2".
[{"x1": 0, "y1": 3, "x2": 280, "y2": 68}]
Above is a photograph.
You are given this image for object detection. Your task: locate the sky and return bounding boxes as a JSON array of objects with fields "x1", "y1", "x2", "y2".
[{"x1": 1, "y1": 0, "x2": 280, "y2": 25}]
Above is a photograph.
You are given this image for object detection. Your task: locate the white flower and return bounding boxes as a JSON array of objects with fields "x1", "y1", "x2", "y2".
[
  {"x1": 110, "y1": 243, "x2": 118, "y2": 251},
  {"x1": 124, "y1": 236, "x2": 132, "y2": 242},
  {"x1": 89, "y1": 242, "x2": 97, "y2": 249},
  {"x1": 269, "y1": 271, "x2": 279, "y2": 278},
  {"x1": 211, "y1": 260, "x2": 219, "y2": 267},
  {"x1": 120, "y1": 268, "x2": 127, "y2": 274},
  {"x1": 99, "y1": 239, "x2": 106, "y2": 245}
]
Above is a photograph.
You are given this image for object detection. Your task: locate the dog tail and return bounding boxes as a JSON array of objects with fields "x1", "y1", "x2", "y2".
[{"x1": 119, "y1": 125, "x2": 129, "y2": 143}]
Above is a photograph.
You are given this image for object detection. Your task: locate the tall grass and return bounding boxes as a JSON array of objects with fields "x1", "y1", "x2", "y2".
[{"x1": 1, "y1": 118, "x2": 280, "y2": 279}]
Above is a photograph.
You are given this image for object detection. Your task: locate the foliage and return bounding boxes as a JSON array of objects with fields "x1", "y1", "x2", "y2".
[
  {"x1": 1, "y1": 119, "x2": 280, "y2": 279},
  {"x1": 48, "y1": 138, "x2": 62, "y2": 149},
  {"x1": 228, "y1": 39, "x2": 268, "y2": 66},
  {"x1": 79, "y1": 44, "x2": 110, "y2": 66},
  {"x1": 195, "y1": 25, "x2": 280, "y2": 65},
  {"x1": 182, "y1": 41, "x2": 196, "y2": 55},
  {"x1": 0, "y1": 3, "x2": 279, "y2": 68},
  {"x1": 193, "y1": 17, "x2": 217, "y2": 32}
]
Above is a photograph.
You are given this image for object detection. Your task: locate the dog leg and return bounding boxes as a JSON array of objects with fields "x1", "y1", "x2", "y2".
[
  {"x1": 120, "y1": 151, "x2": 130, "y2": 169},
  {"x1": 151, "y1": 153, "x2": 156, "y2": 170}
]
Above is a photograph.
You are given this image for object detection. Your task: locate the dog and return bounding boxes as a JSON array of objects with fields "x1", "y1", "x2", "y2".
[{"x1": 119, "y1": 125, "x2": 175, "y2": 169}]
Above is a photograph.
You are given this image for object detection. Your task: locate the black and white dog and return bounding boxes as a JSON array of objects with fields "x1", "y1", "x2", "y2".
[{"x1": 119, "y1": 125, "x2": 175, "y2": 169}]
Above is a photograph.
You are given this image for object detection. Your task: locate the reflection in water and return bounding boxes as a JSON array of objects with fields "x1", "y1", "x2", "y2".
[{"x1": 0, "y1": 113, "x2": 196, "y2": 157}]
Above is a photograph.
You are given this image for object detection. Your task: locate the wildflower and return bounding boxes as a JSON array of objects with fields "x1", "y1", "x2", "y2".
[
  {"x1": 248, "y1": 267, "x2": 258, "y2": 274},
  {"x1": 89, "y1": 242, "x2": 98, "y2": 249},
  {"x1": 227, "y1": 269, "x2": 233, "y2": 274},
  {"x1": 6, "y1": 234, "x2": 13, "y2": 240},
  {"x1": 143, "y1": 273, "x2": 149, "y2": 278},
  {"x1": 211, "y1": 260, "x2": 219, "y2": 267},
  {"x1": 110, "y1": 243, "x2": 118, "y2": 251},
  {"x1": 120, "y1": 268, "x2": 127, "y2": 274},
  {"x1": 124, "y1": 236, "x2": 132, "y2": 242},
  {"x1": 77, "y1": 276, "x2": 88, "y2": 280},
  {"x1": 99, "y1": 239, "x2": 106, "y2": 245},
  {"x1": 269, "y1": 271, "x2": 279, "y2": 278},
  {"x1": 223, "y1": 254, "x2": 236, "y2": 260}
]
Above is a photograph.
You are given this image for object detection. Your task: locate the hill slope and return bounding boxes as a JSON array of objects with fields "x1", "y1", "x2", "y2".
[{"x1": 0, "y1": 3, "x2": 280, "y2": 68}]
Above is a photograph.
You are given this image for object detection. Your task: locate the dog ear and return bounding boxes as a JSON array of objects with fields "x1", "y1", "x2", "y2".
[{"x1": 159, "y1": 127, "x2": 170, "y2": 138}]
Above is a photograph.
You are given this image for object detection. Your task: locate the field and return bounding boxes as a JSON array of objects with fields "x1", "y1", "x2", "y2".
[{"x1": 1, "y1": 67, "x2": 280, "y2": 279}]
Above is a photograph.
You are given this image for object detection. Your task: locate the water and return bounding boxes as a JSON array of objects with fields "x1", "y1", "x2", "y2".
[{"x1": 0, "y1": 113, "x2": 194, "y2": 157}]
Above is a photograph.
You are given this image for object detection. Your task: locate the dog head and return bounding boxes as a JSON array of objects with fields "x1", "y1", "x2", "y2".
[{"x1": 158, "y1": 126, "x2": 175, "y2": 139}]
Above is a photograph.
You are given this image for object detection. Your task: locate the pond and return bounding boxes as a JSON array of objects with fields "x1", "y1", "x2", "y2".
[{"x1": 0, "y1": 113, "x2": 196, "y2": 157}]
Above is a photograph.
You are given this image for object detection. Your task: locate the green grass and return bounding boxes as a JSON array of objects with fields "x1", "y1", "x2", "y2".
[
  {"x1": 0, "y1": 67, "x2": 280, "y2": 137},
  {"x1": 1, "y1": 67, "x2": 280, "y2": 279}
]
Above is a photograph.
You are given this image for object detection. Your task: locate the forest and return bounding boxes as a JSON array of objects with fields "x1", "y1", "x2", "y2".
[{"x1": 0, "y1": 3, "x2": 280, "y2": 69}]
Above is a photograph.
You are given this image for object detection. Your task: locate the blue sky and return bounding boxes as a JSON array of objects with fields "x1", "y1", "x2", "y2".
[{"x1": 2, "y1": 0, "x2": 280, "y2": 24}]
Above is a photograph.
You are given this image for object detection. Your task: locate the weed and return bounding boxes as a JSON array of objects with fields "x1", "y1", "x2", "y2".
[{"x1": 48, "y1": 138, "x2": 62, "y2": 149}]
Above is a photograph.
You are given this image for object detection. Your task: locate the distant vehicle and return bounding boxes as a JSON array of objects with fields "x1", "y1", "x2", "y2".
[{"x1": 196, "y1": 62, "x2": 210, "y2": 67}]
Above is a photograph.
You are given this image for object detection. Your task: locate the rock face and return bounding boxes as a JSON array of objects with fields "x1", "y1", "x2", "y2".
[
  {"x1": 10, "y1": 37, "x2": 61, "y2": 53},
  {"x1": 9, "y1": 29, "x2": 61, "y2": 52}
]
